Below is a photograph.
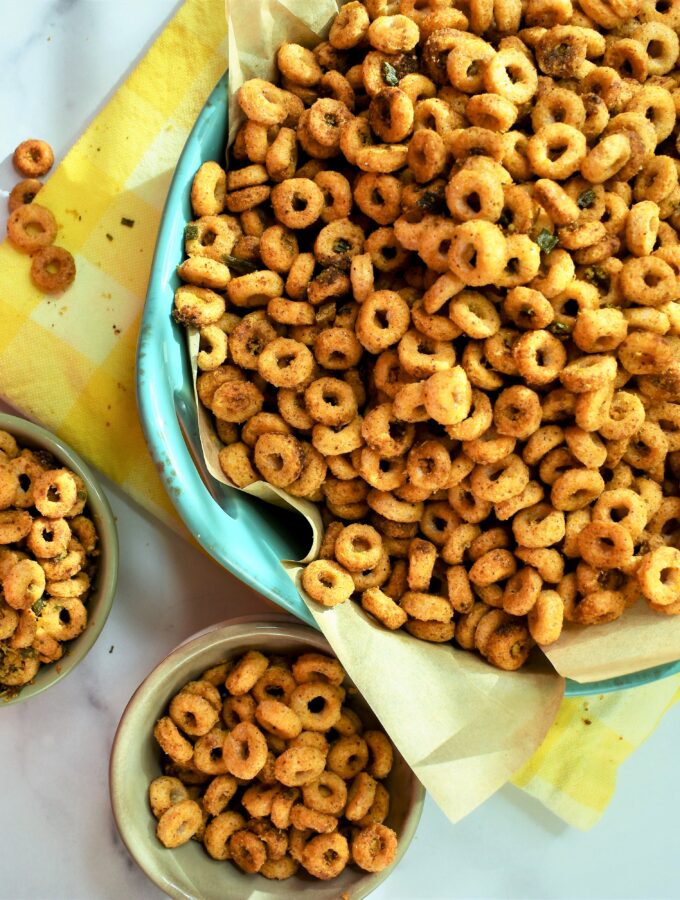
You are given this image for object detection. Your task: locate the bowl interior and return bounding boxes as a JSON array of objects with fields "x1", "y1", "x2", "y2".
[
  {"x1": 0, "y1": 412, "x2": 118, "y2": 706},
  {"x1": 136, "y1": 72, "x2": 680, "y2": 697},
  {"x1": 110, "y1": 617, "x2": 425, "y2": 900}
]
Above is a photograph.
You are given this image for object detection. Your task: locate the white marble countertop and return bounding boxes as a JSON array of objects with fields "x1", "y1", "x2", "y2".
[{"x1": 1, "y1": 3, "x2": 680, "y2": 898}]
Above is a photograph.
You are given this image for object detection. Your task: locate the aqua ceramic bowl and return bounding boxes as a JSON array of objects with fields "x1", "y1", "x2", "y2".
[
  {"x1": 110, "y1": 615, "x2": 425, "y2": 900},
  {"x1": 0, "y1": 412, "x2": 118, "y2": 705},
  {"x1": 136, "y1": 73, "x2": 680, "y2": 698}
]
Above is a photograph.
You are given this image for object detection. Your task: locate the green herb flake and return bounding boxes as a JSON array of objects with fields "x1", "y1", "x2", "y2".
[
  {"x1": 333, "y1": 238, "x2": 352, "y2": 254},
  {"x1": 105, "y1": 233, "x2": 113, "y2": 242},
  {"x1": 120, "y1": 217, "x2": 135, "y2": 228},
  {"x1": 31, "y1": 599, "x2": 46, "y2": 617},
  {"x1": 381, "y1": 60, "x2": 399, "y2": 87},
  {"x1": 536, "y1": 228, "x2": 559, "y2": 254},
  {"x1": 416, "y1": 191, "x2": 441, "y2": 212},
  {"x1": 220, "y1": 254, "x2": 258, "y2": 274},
  {"x1": 584, "y1": 265, "x2": 609, "y2": 287},
  {"x1": 577, "y1": 189, "x2": 597, "y2": 209},
  {"x1": 547, "y1": 321, "x2": 572, "y2": 336},
  {"x1": 184, "y1": 224, "x2": 199, "y2": 241}
]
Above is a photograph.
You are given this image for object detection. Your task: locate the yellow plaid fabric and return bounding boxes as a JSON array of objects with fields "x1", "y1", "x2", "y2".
[
  {"x1": 0, "y1": 0, "x2": 227, "y2": 530},
  {"x1": 0, "y1": 0, "x2": 678, "y2": 829}
]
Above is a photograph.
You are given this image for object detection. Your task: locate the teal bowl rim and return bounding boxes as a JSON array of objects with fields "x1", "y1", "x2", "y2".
[
  {"x1": 0, "y1": 411, "x2": 119, "y2": 706},
  {"x1": 136, "y1": 71, "x2": 680, "y2": 699}
]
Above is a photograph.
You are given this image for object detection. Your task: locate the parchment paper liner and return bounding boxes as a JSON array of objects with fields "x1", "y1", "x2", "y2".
[{"x1": 180, "y1": 0, "x2": 678, "y2": 822}]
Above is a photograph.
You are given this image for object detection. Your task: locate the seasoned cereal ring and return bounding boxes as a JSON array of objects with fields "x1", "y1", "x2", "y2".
[
  {"x1": 156, "y1": 799, "x2": 203, "y2": 849},
  {"x1": 301, "y1": 832, "x2": 350, "y2": 880},
  {"x1": 13, "y1": 139, "x2": 54, "y2": 177},
  {"x1": 7, "y1": 203, "x2": 57, "y2": 253},
  {"x1": 351, "y1": 823, "x2": 398, "y2": 873}
]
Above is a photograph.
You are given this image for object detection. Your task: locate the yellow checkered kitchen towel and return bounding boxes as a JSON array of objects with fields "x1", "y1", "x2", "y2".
[{"x1": 0, "y1": 0, "x2": 678, "y2": 831}]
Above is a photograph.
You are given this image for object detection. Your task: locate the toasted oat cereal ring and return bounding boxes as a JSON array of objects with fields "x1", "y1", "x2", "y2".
[
  {"x1": 253, "y1": 700, "x2": 301, "y2": 741},
  {"x1": 148, "y1": 776, "x2": 190, "y2": 819},
  {"x1": 290, "y1": 732, "x2": 330, "y2": 758},
  {"x1": 351, "y1": 823, "x2": 397, "y2": 873},
  {"x1": 153, "y1": 717, "x2": 193, "y2": 764},
  {"x1": 173, "y1": 284, "x2": 226, "y2": 327},
  {"x1": 169, "y1": 690, "x2": 219, "y2": 737},
  {"x1": 400, "y1": 590, "x2": 453, "y2": 623},
  {"x1": 32, "y1": 468, "x2": 77, "y2": 519},
  {"x1": 260, "y1": 855, "x2": 299, "y2": 881},
  {"x1": 222, "y1": 694, "x2": 257, "y2": 730},
  {"x1": 177, "y1": 256, "x2": 231, "y2": 291},
  {"x1": 620, "y1": 257, "x2": 678, "y2": 308},
  {"x1": 404, "y1": 618, "x2": 456, "y2": 642},
  {"x1": 559, "y1": 355, "x2": 617, "y2": 394},
  {"x1": 218, "y1": 443, "x2": 257, "y2": 488},
  {"x1": 470, "y1": 455, "x2": 530, "y2": 504},
  {"x1": 201, "y1": 810, "x2": 245, "y2": 861},
  {"x1": 563, "y1": 426, "x2": 607, "y2": 469},
  {"x1": 572, "y1": 589, "x2": 626, "y2": 625},
  {"x1": 355, "y1": 290, "x2": 411, "y2": 354},
  {"x1": 253, "y1": 433, "x2": 304, "y2": 488},
  {"x1": 26, "y1": 516, "x2": 70, "y2": 560},
  {"x1": 211, "y1": 380, "x2": 264, "y2": 424},
  {"x1": 512, "y1": 502, "x2": 566, "y2": 549},
  {"x1": 361, "y1": 586, "x2": 407, "y2": 630},
  {"x1": 406, "y1": 441, "x2": 451, "y2": 493},
  {"x1": 257, "y1": 337, "x2": 314, "y2": 389},
  {"x1": 238, "y1": 78, "x2": 292, "y2": 126},
  {"x1": 512, "y1": 329, "x2": 567, "y2": 386},
  {"x1": 368, "y1": 14, "x2": 419, "y2": 53},
  {"x1": 201, "y1": 774, "x2": 238, "y2": 818},
  {"x1": 593, "y1": 489, "x2": 647, "y2": 540},
  {"x1": 190, "y1": 161, "x2": 226, "y2": 216},
  {"x1": 13, "y1": 139, "x2": 54, "y2": 177},
  {"x1": 449, "y1": 291, "x2": 501, "y2": 340},
  {"x1": 484, "y1": 621, "x2": 533, "y2": 670},
  {"x1": 155, "y1": 799, "x2": 202, "y2": 849},
  {"x1": 300, "y1": 832, "x2": 349, "y2": 880},
  {"x1": 329, "y1": 1, "x2": 370, "y2": 48},
  {"x1": 290, "y1": 681, "x2": 343, "y2": 732},
  {"x1": 292, "y1": 653, "x2": 345, "y2": 687},
  {"x1": 492, "y1": 385, "x2": 541, "y2": 440},
  {"x1": 637, "y1": 546, "x2": 680, "y2": 607},
  {"x1": 223, "y1": 653, "x2": 268, "y2": 699},
  {"x1": 8, "y1": 177, "x2": 42, "y2": 213},
  {"x1": 447, "y1": 221, "x2": 506, "y2": 287},
  {"x1": 290, "y1": 803, "x2": 338, "y2": 834},
  {"x1": 307, "y1": 99, "x2": 354, "y2": 151},
  {"x1": 445, "y1": 168, "x2": 505, "y2": 224},
  {"x1": 268, "y1": 787, "x2": 300, "y2": 831},
  {"x1": 550, "y1": 469, "x2": 605, "y2": 512},
  {"x1": 7, "y1": 203, "x2": 57, "y2": 254},
  {"x1": 249, "y1": 819, "x2": 290, "y2": 860},
  {"x1": 227, "y1": 830, "x2": 266, "y2": 874},
  {"x1": 305, "y1": 377, "x2": 357, "y2": 426},
  {"x1": 525, "y1": 589, "x2": 563, "y2": 645},
  {"x1": 221, "y1": 721, "x2": 268, "y2": 780},
  {"x1": 271, "y1": 178, "x2": 325, "y2": 230},
  {"x1": 302, "y1": 772, "x2": 348, "y2": 817},
  {"x1": 503, "y1": 566, "x2": 542, "y2": 616},
  {"x1": 277, "y1": 42, "x2": 323, "y2": 86},
  {"x1": 344, "y1": 771, "x2": 378, "y2": 823},
  {"x1": 28, "y1": 245, "x2": 77, "y2": 294},
  {"x1": 302, "y1": 559, "x2": 355, "y2": 607},
  {"x1": 192, "y1": 728, "x2": 231, "y2": 775},
  {"x1": 527, "y1": 123, "x2": 587, "y2": 180},
  {"x1": 484, "y1": 47, "x2": 538, "y2": 104},
  {"x1": 326, "y1": 734, "x2": 369, "y2": 780},
  {"x1": 46, "y1": 570, "x2": 90, "y2": 601},
  {"x1": 250, "y1": 668, "x2": 295, "y2": 708},
  {"x1": 3, "y1": 559, "x2": 45, "y2": 611},
  {"x1": 468, "y1": 549, "x2": 517, "y2": 587},
  {"x1": 397, "y1": 332, "x2": 455, "y2": 384},
  {"x1": 241, "y1": 783, "x2": 279, "y2": 819},
  {"x1": 334, "y1": 523, "x2": 383, "y2": 573},
  {"x1": 578, "y1": 521, "x2": 634, "y2": 570},
  {"x1": 369, "y1": 88, "x2": 415, "y2": 147},
  {"x1": 360, "y1": 730, "x2": 393, "y2": 780},
  {"x1": 444, "y1": 564, "x2": 474, "y2": 614},
  {"x1": 275, "y1": 746, "x2": 327, "y2": 788}
]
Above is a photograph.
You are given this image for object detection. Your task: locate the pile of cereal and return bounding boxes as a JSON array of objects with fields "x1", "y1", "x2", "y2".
[
  {"x1": 150, "y1": 650, "x2": 399, "y2": 880},
  {"x1": 0, "y1": 429, "x2": 99, "y2": 696},
  {"x1": 173, "y1": 0, "x2": 680, "y2": 671},
  {"x1": 6, "y1": 139, "x2": 76, "y2": 293}
]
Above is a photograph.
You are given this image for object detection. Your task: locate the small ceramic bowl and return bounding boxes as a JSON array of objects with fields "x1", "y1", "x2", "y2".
[
  {"x1": 0, "y1": 412, "x2": 118, "y2": 706},
  {"x1": 110, "y1": 615, "x2": 425, "y2": 900}
]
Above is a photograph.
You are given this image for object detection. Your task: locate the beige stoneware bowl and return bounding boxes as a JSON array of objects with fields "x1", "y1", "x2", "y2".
[
  {"x1": 0, "y1": 412, "x2": 118, "y2": 706},
  {"x1": 109, "y1": 615, "x2": 425, "y2": 900}
]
